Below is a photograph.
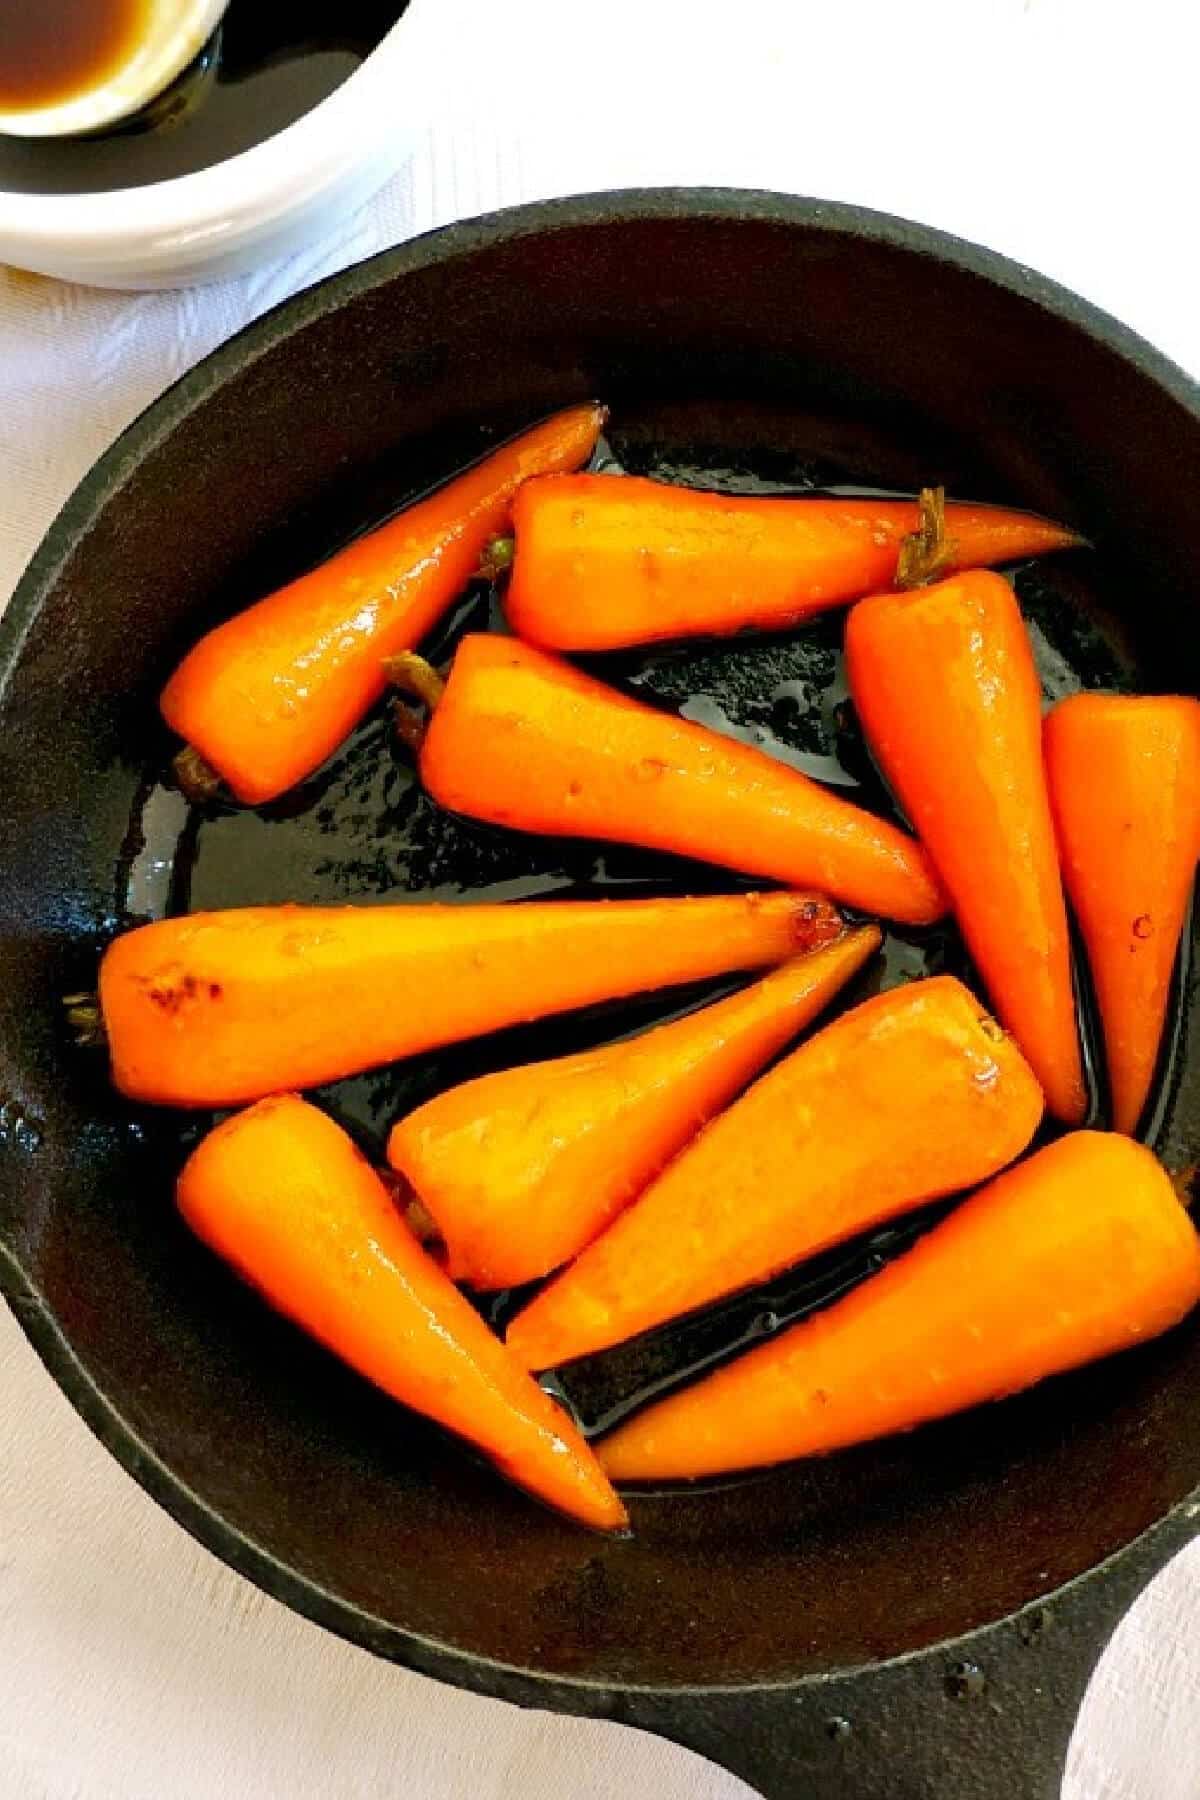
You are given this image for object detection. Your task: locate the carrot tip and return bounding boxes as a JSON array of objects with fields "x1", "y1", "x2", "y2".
[
  {"x1": 391, "y1": 699, "x2": 427, "y2": 753},
  {"x1": 63, "y1": 991, "x2": 106, "y2": 1048},
  {"x1": 172, "y1": 744, "x2": 223, "y2": 804},
  {"x1": 1170, "y1": 1164, "x2": 1199, "y2": 1208}
]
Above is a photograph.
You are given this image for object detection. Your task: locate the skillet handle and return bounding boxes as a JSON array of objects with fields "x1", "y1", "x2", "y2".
[{"x1": 609, "y1": 1508, "x2": 1200, "y2": 1800}]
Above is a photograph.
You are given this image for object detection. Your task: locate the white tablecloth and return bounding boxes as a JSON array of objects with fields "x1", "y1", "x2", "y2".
[{"x1": 3, "y1": 3, "x2": 1200, "y2": 1794}]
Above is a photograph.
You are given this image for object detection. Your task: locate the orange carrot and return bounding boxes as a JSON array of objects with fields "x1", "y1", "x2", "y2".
[
  {"x1": 504, "y1": 474, "x2": 1083, "y2": 651},
  {"x1": 418, "y1": 635, "x2": 946, "y2": 926},
  {"x1": 845, "y1": 568, "x2": 1086, "y2": 1123},
  {"x1": 506, "y1": 975, "x2": 1043, "y2": 1370},
  {"x1": 388, "y1": 925, "x2": 881, "y2": 1290},
  {"x1": 160, "y1": 404, "x2": 605, "y2": 805},
  {"x1": 99, "y1": 889, "x2": 841, "y2": 1108},
  {"x1": 177, "y1": 1095, "x2": 625, "y2": 1530},
  {"x1": 1044, "y1": 693, "x2": 1200, "y2": 1135},
  {"x1": 599, "y1": 1133, "x2": 1200, "y2": 1482}
]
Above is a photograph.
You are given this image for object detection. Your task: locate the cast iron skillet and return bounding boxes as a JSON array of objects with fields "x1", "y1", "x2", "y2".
[{"x1": 2, "y1": 192, "x2": 1200, "y2": 1800}]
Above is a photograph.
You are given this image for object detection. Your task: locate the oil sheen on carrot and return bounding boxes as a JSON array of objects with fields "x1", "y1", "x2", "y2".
[
  {"x1": 1045, "y1": 692, "x2": 1200, "y2": 1134},
  {"x1": 177, "y1": 1095, "x2": 626, "y2": 1530},
  {"x1": 388, "y1": 926, "x2": 880, "y2": 1290},
  {"x1": 506, "y1": 975, "x2": 1044, "y2": 1371},
  {"x1": 505, "y1": 473, "x2": 1083, "y2": 650},
  {"x1": 161, "y1": 404, "x2": 605, "y2": 803},
  {"x1": 419, "y1": 634, "x2": 946, "y2": 926},
  {"x1": 845, "y1": 568, "x2": 1086, "y2": 1123},
  {"x1": 598, "y1": 1133, "x2": 1200, "y2": 1481},
  {"x1": 100, "y1": 890, "x2": 843, "y2": 1107}
]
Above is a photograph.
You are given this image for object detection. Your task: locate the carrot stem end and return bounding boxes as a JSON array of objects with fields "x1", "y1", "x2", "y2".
[{"x1": 896, "y1": 486, "x2": 959, "y2": 589}]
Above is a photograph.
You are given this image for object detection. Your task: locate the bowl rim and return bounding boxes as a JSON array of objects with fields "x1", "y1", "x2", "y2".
[
  {"x1": 0, "y1": 0, "x2": 434, "y2": 262},
  {"x1": 3, "y1": 188, "x2": 1200, "y2": 1709}
]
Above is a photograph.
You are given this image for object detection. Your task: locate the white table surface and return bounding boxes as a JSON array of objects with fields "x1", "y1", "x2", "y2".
[{"x1": 3, "y1": 3, "x2": 1200, "y2": 1795}]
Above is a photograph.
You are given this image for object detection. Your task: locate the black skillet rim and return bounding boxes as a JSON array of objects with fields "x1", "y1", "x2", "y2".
[{"x1": 3, "y1": 187, "x2": 1200, "y2": 1710}]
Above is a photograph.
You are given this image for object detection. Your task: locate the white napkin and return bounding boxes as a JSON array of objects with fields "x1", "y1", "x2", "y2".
[{"x1": 4, "y1": 4, "x2": 1200, "y2": 1793}]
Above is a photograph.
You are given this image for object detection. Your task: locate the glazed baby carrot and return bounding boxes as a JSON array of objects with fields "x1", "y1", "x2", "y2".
[
  {"x1": 161, "y1": 404, "x2": 605, "y2": 805},
  {"x1": 417, "y1": 635, "x2": 946, "y2": 925},
  {"x1": 99, "y1": 889, "x2": 841, "y2": 1107},
  {"x1": 506, "y1": 975, "x2": 1043, "y2": 1370},
  {"x1": 598, "y1": 1133, "x2": 1200, "y2": 1482},
  {"x1": 845, "y1": 568, "x2": 1086, "y2": 1123},
  {"x1": 1045, "y1": 693, "x2": 1200, "y2": 1135},
  {"x1": 389, "y1": 925, "x2": 881, "y2": 1291},
  {"x1": 177, "y1": 1095, "x2": 625, "y2": 1530},
  {"x1": 504, "y1": 474, "x2": 1083, "y2": 651}
]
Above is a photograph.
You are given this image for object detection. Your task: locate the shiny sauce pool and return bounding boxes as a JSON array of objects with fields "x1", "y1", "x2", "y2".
[{"x1": 0, "y1": 0, "x2": 405, "y2": 195}]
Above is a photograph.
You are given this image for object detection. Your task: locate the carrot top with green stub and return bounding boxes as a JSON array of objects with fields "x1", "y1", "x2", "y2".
[
  {"x1": 846, "y1": 562, "x2": 1086, "y2": 1124},
  {"x1": 504, "y1": 472, "x2": 1083, "y2": 651}
]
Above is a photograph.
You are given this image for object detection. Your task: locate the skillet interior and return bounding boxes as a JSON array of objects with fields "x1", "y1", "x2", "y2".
[{"x1": 2, "y1": 196, "x2": 1200, "y2": 1694}]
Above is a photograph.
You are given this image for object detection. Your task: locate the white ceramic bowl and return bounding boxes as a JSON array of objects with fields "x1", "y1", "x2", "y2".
[{"x1": 0, "y1": 0, "x2": 436, "y2": 289}]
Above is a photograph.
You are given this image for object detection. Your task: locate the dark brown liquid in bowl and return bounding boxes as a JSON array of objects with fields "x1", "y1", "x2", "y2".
[
  {"x1": 0, "y1": 0, "x2": 405, "y2": 194},
  {"x1": 0, "y1": 0, "x2": 149, "y2": 112}
]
